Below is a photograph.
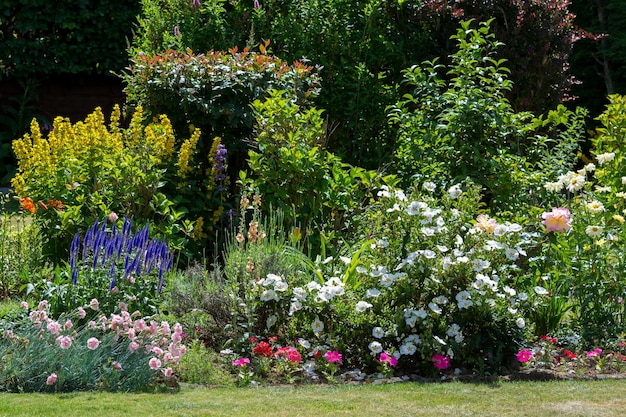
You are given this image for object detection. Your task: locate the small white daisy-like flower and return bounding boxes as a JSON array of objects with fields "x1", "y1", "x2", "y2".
[
  {"x1": 448, "y1": 184, "x2": 462, "y2": 199},
  {"x1": 400, "y1": 342, "x2": 417, "y2": 355},
  {"x1": 355, "y1": 301, "x2": 373, "y2": 313},
  {"x1": 505, "y1": 247, "x2": 519, "y2": 261},
  {"x1": 368, "y1": 341, "x2": 383, "y2": 354},
  {"x1": 423, "y1": 182, "x2": 436, "y2": 192},
  {"x1": 372, "y1": 327, "x2": 385, "y2": 339},
  {"x1": 365, "y1": 288, "x2": 381, "y2": 298},
  {"x1": 585, "y1": 225, "x2": 604, "y2": 238},
  {"x1": 311, "y1": 318, "x2": 324, "y2": 335},
  {"x1": 586, "y1": 200, "x2": 605, "y2": 213},
  {"x1": 406, "y1": 201, "x2": 427, "y2": 215}
]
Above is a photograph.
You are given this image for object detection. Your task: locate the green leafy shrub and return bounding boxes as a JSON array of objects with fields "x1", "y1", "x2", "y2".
[
  {"x1": 162, "y1": 262, "x2": 233, "y2": 351},
  {"x1": 121, "y1": 44, "x2": 320, "y2": 159},
  {"x1": 174, "y1": 340, "x2": 233, "y2": 386},
  {"x1": 390, "y1": 19, "x2": 585, "y2": 215},
  {"x1": 243, "y1": 90, "x2": 397, "y2": 253},
  {"x1": 218, "y1": 182, "x2": 545, "y2": 376}
]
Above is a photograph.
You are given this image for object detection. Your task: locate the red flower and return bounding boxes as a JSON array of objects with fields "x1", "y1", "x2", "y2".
[
  {"x1": 563, "y1": 349, "x2": 577, "y2": 360},
  {"x1": 276, "y1": 346, "x2": 302, "y2": 363},
  {"x1": 253, "y1": 341, "x2": 273, "y2": 357}
]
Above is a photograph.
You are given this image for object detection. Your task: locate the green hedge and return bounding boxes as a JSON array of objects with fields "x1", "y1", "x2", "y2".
[{"x1": 0, "y1": 0, "x2": 140, "y2": 77}]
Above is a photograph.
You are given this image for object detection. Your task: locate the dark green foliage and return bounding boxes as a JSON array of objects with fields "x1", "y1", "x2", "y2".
[
  {"x1": 569, "y1": 0, "x2": 626, "y2": 118},
  {"x1": 0, "y1": 0, "x2": 140, "y2": 77}
]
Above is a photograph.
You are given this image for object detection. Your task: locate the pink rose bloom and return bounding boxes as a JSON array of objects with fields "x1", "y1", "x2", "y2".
[
  {"x1": 89, "y1": 298, "x2": 99, "y2": 311},
  {"x1": 46, "y1": 373, "x2": 57, "y2": 385},
  {"x1": 149, "y1": 357, "x2": 162, "y2": 370},
  {"x1": 129, "y1": 341, "x2": 140, "y2": 352},
  {"x1": 108, "y1": 212, "x2": 118, "y2": 223},
  {"x1": 432, "y1": 353, "x2": 451, "y2": 370},
  {"x1": 379, "y1": 352, "x2": 398, "y2": 368},
  {"x1": 87, "y1": 337, "x2": 100, "y2": 350},
  {"x1": 64, "y1": 319, "x2": 73, "y2": 330},
  {"x1": 516, "y1": 349, "x2": 533, "y2": 363},
  {"x1": 160, "y1": 322, "x2": 171, "y2": 335},
  {"x1": 21, "y1": 301, "x2": 29, "y2": 310},
  {"x1": 152, "y1": 346, "x2": 164, "y2": 356},
  {"x1": 164, "y1": 367, "x2": 174, "y2": 378},
  {"x1": 587, "y1": 348, "x2": 602, "y2": 358},
  {"x1": 542, "y1": 207, "x2": 572, "y2": 233},
  {"x1": 171, "y1": 332, "x2": 182, "y2": 343},
  {"x1": 77, "y1": 307, "x2": 86, "y2": 319}
]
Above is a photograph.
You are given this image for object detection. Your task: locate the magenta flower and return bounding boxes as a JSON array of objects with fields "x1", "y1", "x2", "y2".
[
  {"x1": 232, "y1": 357, "x2": 251, "y2": 367},
  {"x1": 587, "y1": 348, "x2": 602, "y2": 358},
  {"x1": 542, "y1": 207, "x2": 571, "y2": 233},
  {"x1": 432, "y1": 353, "x2": 451, "y2": 370},
  {"x1": 253, "y1": 0, "x2": 260, "y2": 9},
  {"x1": 516, "y1": 349, "x2": 533, "y2": 363},
  {"x1": 325, "y1": 350, "x2": 343, "y2": 364},
  {"x1": 379, "y1": 352, "x2": 398, "y2": 368}
]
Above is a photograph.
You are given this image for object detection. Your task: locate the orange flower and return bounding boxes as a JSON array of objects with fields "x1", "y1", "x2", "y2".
[
  {"x1": 47, "y1": 200, "x2": 66, "y2": 211},
  {"x1": 19, "y1": 197, "x2": 36, "y2": 214}
]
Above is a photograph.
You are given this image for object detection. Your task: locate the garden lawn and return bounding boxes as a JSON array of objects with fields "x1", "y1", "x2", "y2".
[{"x1": 1, "y1": 380, "x2": 626, "y2": 417}]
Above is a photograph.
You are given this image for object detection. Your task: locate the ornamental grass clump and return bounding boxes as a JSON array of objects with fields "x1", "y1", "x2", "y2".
[{"x1": 0, "y1": 300, "x2": 185, "y2": 393}]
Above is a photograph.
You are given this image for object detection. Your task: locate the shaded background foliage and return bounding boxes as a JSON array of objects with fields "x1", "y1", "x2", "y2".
[{"x1": 1, "y1": 0, "x2": 626, "y2": 182}]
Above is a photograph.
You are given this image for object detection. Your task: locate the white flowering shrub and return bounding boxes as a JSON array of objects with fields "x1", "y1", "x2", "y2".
[{"x1": 224, "y1": 181, "x2": 544, "y2": 376}]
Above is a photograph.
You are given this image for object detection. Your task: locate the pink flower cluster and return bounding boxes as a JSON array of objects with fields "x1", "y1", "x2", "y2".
[{"x1": 25, "y1": 298, "x2": 186, "y2": 382}]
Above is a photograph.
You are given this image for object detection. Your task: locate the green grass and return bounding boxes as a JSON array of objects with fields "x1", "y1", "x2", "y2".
[{"x1": 1, "y1": 379, "x2": 625, "y2": 417}]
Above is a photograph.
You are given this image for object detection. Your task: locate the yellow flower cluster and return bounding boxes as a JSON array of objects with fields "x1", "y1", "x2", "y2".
[
  {"x1": 11, "y1": 107, "x2": 125, "y2": 196},
  {"x1": 176, "y1": 128, "x2": 201, "y2": 179}
]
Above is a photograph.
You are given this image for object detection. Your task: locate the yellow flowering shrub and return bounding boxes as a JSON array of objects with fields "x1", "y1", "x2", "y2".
[{"x1": 11, "y1": 106, "x2": 230, "y2": 262}]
